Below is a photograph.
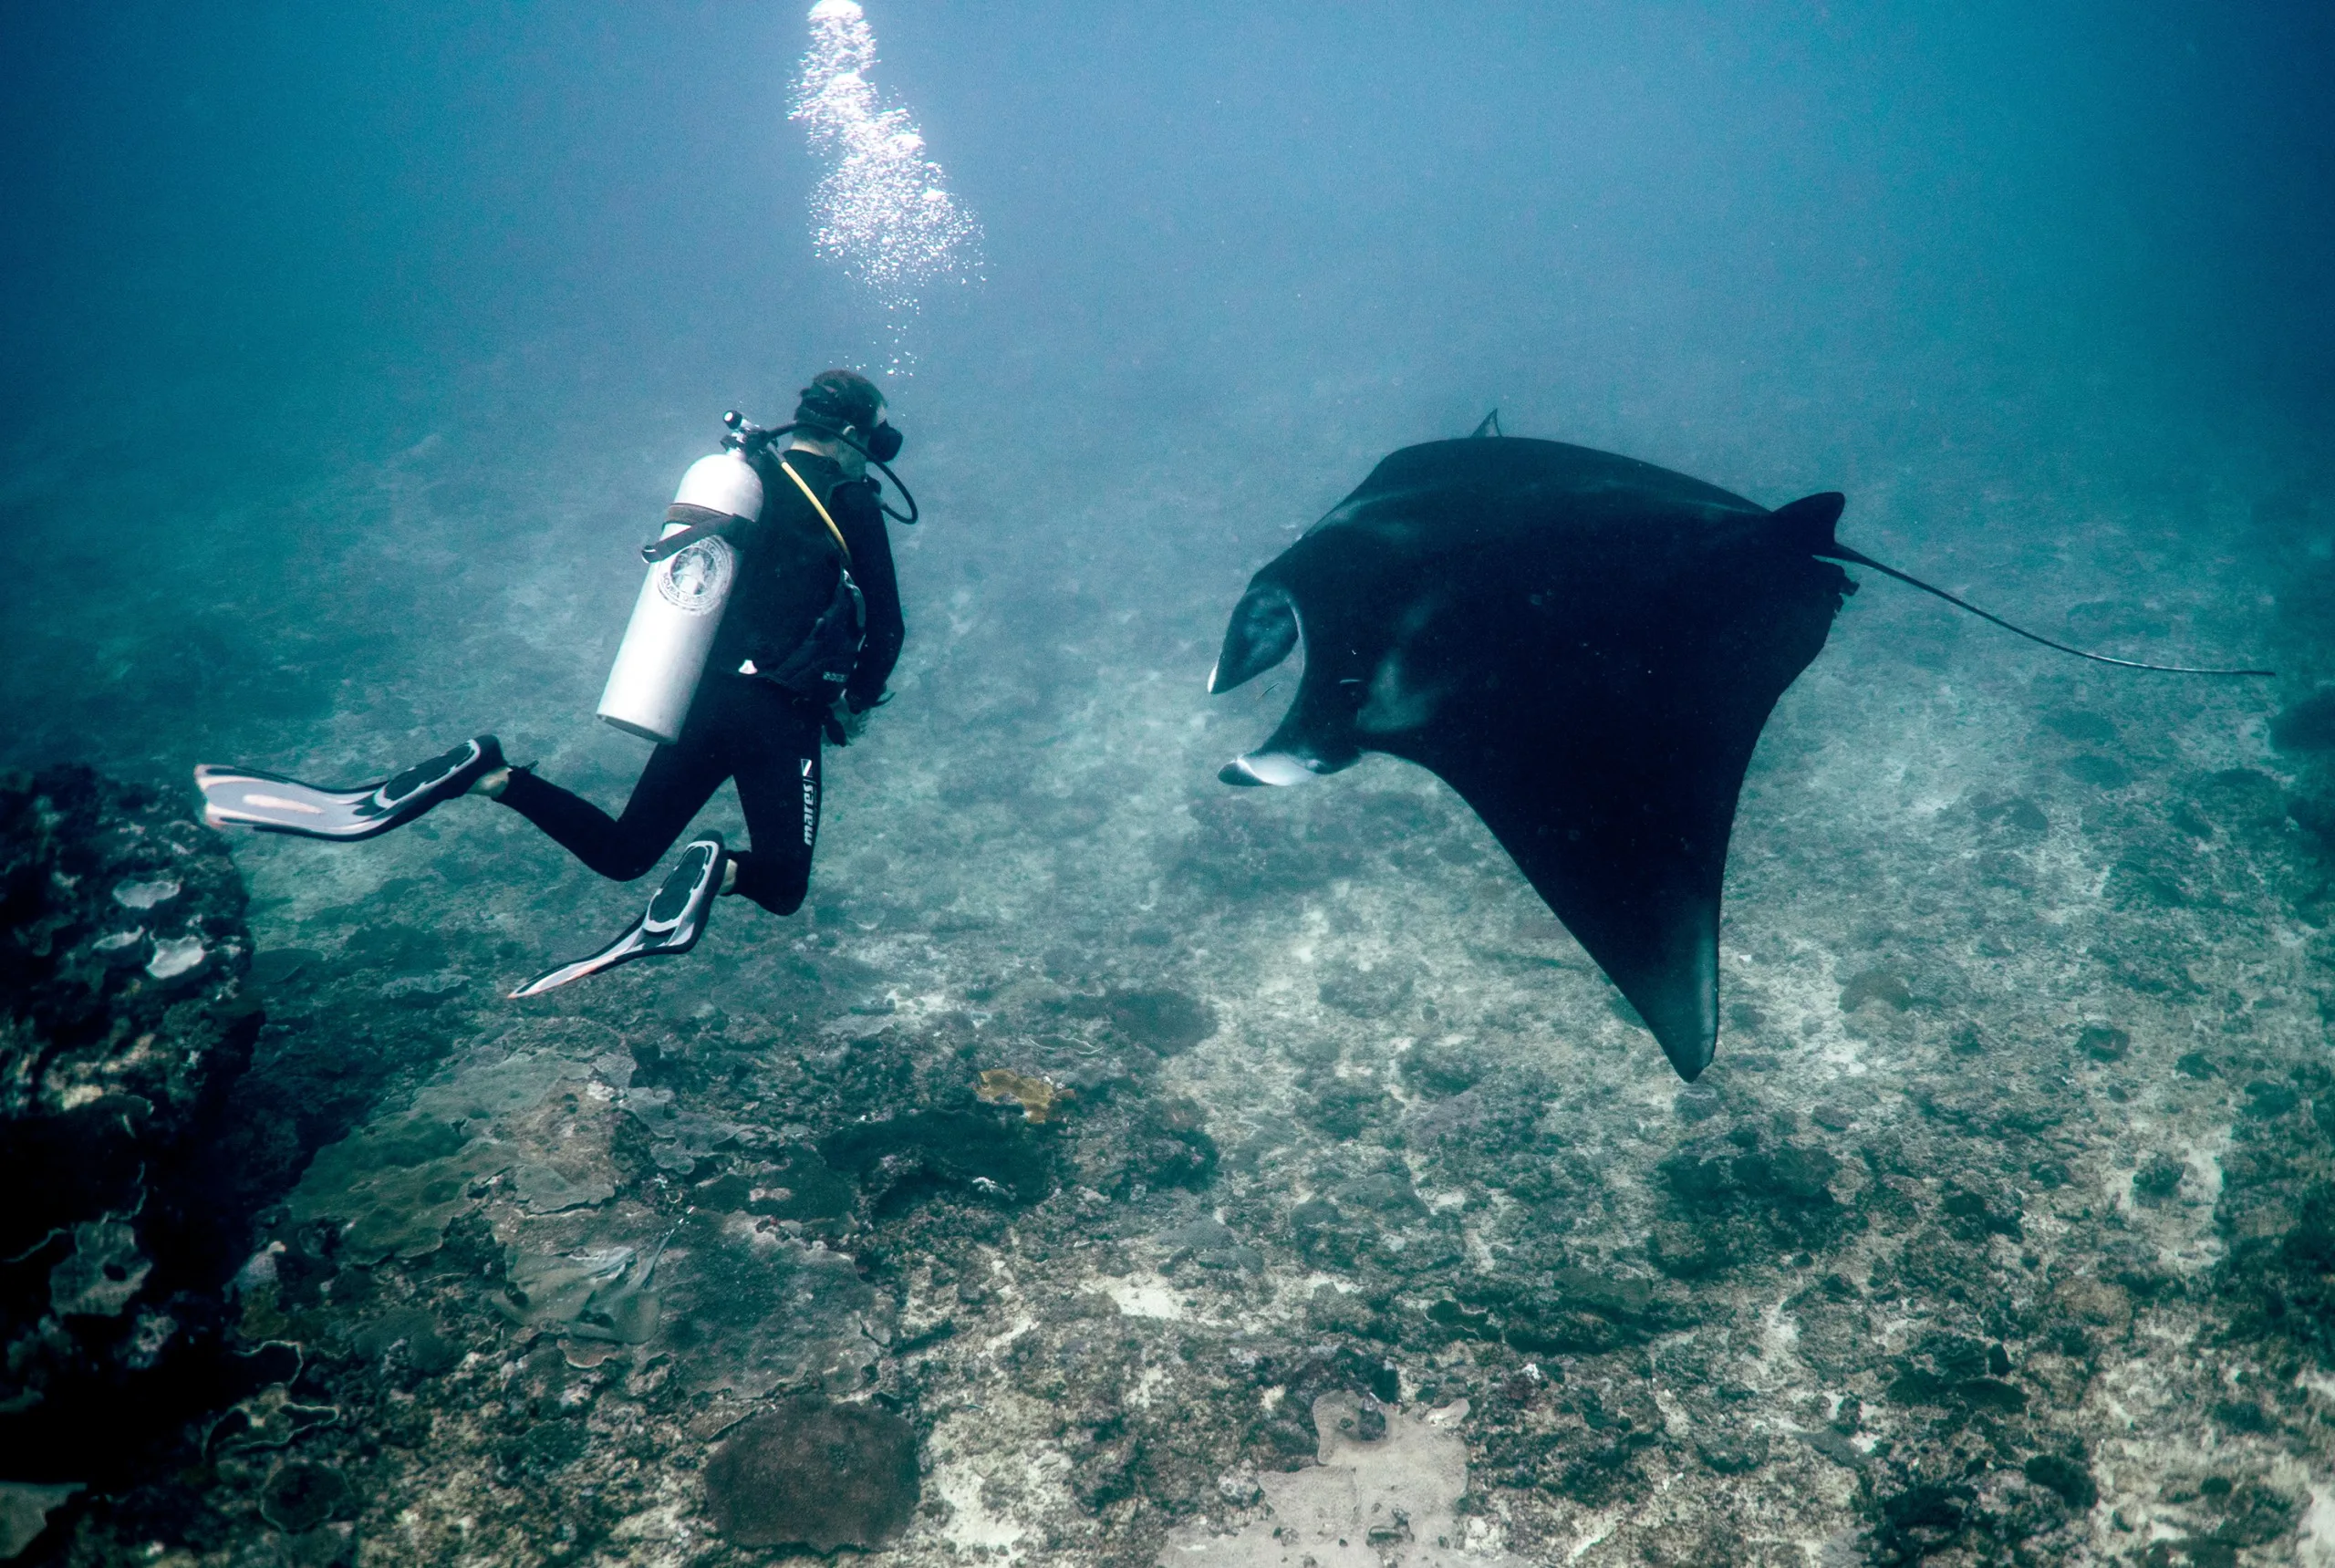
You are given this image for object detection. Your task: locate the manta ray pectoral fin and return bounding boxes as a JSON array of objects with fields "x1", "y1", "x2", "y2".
[
  {"x1": 1531, "y1": 860, "x2": 1723, "y2": 1082},
  {"x1": 1460, "y1": 771, "x2": 1732, "y2": 1081},
  {"x1": 1614, "y1": 937, "x2": 1720, "y2": 1083},
  {"x1": 1208, "y1": 580, "x2": 1299, "y2": 694}
]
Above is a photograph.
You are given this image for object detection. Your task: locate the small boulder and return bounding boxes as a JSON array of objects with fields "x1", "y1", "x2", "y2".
[{"x1": 702, "y1": 1398, "x2": 919, "y2": 1552}]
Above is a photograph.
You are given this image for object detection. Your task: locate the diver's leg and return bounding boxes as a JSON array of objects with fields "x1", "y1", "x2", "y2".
[
  {"x1": 497, "y1": 739, "x2": 724, "y2": 883},
  {"x1": 726, "y1": 697, "x2": 825, "y2": 915}
]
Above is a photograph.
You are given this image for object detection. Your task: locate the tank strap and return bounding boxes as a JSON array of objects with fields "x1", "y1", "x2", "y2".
[
  {"x1": 778, "y1": 459, "x2": 853, "y2": 564},
  {"x1": 640, "y1": 504, "x2": 741, "y2": 563}
]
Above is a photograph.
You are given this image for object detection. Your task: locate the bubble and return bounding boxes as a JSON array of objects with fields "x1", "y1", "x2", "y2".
[{"x1": 792, "y1": 1, "x2": 981, "y2": 367}]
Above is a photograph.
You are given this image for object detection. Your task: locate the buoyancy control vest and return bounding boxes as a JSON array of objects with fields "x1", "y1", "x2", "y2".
[
  {"x1": 758, "y1": 567, "x2": 867, "y2": 702},
  {"x1": 745, "y1": 457, "x2": 867, "y2": 705}
]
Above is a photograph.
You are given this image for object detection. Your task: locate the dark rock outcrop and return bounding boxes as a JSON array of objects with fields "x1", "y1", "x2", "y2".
[{"x1": 0, "y1": 767, "x2": 275, "y2": 1497}]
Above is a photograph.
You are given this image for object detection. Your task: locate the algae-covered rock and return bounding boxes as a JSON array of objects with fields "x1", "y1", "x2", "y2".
[
  {"x1": 976, "y1": 1067, "x2": 1072, "y2": 1123},
  {"x1": 410, "y1": 1047, "x2": 591, "y2": 1125},
  {"x1": 657, "y1": 1212, "x2": 885, "y2": 1398},
  {"x1": 511, "y1": 1161, "x2": 616, "y2": 1213},
  {"x1": 0, "y1": 1481, "x2": 82, "y2": 1558},
  {"x1": 0, "y1": 765, "x2": 265, "y2": 1481},
  {"x1": 1101, "y1": 987, "x2": 1219, "y2": 1054},
  {"x1": 702, "y1": 1398, "x2": 918, "y2": 1551},
  {"x1": 622, "y1": 1085, "x2": 743, "y2": 1174},
  {"x1": 259, "y1": 1461, "x2": 352, "y2": 1532},
  {"x1": 819, "y1": 1107, "x2": 1057, "y2": 1208},
  {"x1": 286, "y1": 1111, "x2": 515, "y2": 1265},
  {"x1": 289, "y1": 1038, "x2": 623, "y2": 1262},
  {"x1": 496, "y1": 1241, "x2": 664, "y2": 1345},
  {"x1": 341, "y1": 1307, "x2": 460, "y2": 1376}
]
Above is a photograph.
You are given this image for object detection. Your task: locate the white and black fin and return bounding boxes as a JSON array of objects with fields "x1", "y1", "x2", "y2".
[
  {"x1": 510, "y1": 835, "x2": 726, "y2": 999},
  {"x1": 195, "y1": 736, "x2": 503, "y2": 841}
]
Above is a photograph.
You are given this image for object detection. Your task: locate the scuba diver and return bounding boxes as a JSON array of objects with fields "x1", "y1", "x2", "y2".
[{"x1": 195, "y1": 369, "x2": 912, "y2": 996}]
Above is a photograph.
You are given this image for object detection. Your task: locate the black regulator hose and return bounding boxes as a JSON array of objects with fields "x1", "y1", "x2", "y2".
[{"x1": 723, "y1": 411, "x2": 920, "y2": 525}]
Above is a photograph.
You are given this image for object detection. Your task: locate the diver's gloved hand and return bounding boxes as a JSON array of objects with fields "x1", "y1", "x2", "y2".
[{"x1": 832, "y1": 691, "x2": 885, "y2": 743}]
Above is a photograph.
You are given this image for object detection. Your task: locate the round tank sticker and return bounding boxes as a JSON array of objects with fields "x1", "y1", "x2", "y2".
[{"x1": 657, "y1": 537, "x2": 736, "y2": 614}]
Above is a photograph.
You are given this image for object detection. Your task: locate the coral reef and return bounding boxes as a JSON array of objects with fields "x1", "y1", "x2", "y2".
[
  {"x1": 0, "y1": 767, "x2": 266, "y2": 1529},
  {"x1": 18, "y1": 444, "x2": 2335, "y2": 1568}
]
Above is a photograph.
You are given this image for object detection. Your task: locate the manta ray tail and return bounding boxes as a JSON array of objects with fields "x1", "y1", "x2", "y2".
[{"x1": 1769, "y1": 492, "x2": 2274, "y2": 679}]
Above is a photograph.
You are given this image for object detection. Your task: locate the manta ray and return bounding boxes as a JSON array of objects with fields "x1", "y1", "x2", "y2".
[{"x1": 1208, "y1": 417, "x2": 2267, "y2": 1081}]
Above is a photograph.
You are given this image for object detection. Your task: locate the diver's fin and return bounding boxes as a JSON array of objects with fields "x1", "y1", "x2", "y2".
[
  {"x1": 1469, "y1": 410, "x2": 1503, "y2": 439},
  {"x1": 510, "y1": 835, "x2": 726, "y2": 999},
  {"x1": 195, "y1": 736, "x2": 503, "y2": 840}
]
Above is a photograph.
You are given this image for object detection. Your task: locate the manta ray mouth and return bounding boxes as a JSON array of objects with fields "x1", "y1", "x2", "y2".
[{"x1": 1218, "y1": 751, "x2": 1319, "y2": 787}]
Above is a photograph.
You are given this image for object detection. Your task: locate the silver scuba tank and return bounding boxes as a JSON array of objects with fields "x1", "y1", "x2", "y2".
[{"x1": 596, "y1": 451, "x2": 763, "y2": 744}]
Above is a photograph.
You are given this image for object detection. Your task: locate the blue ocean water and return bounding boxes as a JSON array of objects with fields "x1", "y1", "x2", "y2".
[
  {"x1": 5, "y1": 5, "x2": 2327, "y2": 776},
  {"x1": 5, "y1": 4, "x2": 2335, "y2": 1563}
]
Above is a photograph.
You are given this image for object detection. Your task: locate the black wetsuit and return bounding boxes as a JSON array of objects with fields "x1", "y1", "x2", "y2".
[{"x1": 500, "y1": 450, "x2": 904, "y2": 913}]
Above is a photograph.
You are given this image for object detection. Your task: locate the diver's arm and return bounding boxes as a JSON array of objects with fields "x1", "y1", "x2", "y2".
[{"x1": 837, "y1": 483, "x2": 904, "y2": 709}]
